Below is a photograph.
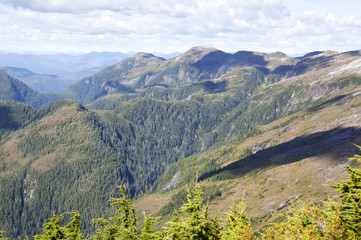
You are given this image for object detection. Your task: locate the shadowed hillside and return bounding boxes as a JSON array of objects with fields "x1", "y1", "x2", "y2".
[{"x1": 200, "y1": 127, "x2": 360, "y2": 181}]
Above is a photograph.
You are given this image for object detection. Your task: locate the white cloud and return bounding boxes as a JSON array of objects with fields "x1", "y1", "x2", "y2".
[
  {"x1": 0, "y1": 0, "x2": 130, "y2": 12},
  {"x1": 0, "y1": 0, "x2": 360, "y2": 54}
]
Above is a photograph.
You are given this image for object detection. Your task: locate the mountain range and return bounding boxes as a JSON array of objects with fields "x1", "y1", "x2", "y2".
[
  {"x1": 0, "y1": 52, "x2": 130, "y2": 92},
  {"x1": 0, "y1": 51, "x2": 181, "y2": 93},
  {"x1": 0, "y1": 47, "x2": 361, "y2": 238}
]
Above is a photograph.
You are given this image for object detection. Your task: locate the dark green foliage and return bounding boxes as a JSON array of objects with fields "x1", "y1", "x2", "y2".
[
  {"x1": 36, "y1": 99, "x2": 81, "y2": 117},
  {"x1": 140, "y1": 213, "x2": 162, "y2": 240},
  {"x1": 164, "y1": 182, "x2": 222, "y2": 239},
  {"x1": 157, "y1": 185, "x2": 222, "y2": 234},
  {"x1": 0, "y1": 101, "x2": 37, "y2": 139},
  {"x1": 93, "y1": 186, "x2": 139, "y2": 240},
  {"x1": 86, "y1": 94, "x2": 139, "y2": 110},
  {"x1": 222, "y1": 201, "x2": 255, "y2": 239},
  {"x1": 65, "y1": 78, "x2": 135, "y2": 105},
  {"x1": 333, "y1": 145, "x2": 361, "y2": 237},
  {"x1": 92, "y1": 185, "x2": 162, "y2": 240},
  {"x1": 0, "y1": 101, "x2": 137, "y2": 237},
  {"x1": 34, "y1": 211, "x2": 83, "y2": 240},
  {"x1": 329, "y1": 75, "x2": 361, "y2": 89},
  {"x1": 0, "y1": 230, "x2": 8, "y2": 240},
  {"x1": 0, "y1": 70, "x2": 39, "y2": 103}
]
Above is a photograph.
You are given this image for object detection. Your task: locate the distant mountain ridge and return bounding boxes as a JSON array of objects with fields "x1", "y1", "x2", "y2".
[
  {"x1": 0, "y1": 70, "x2": 61, "y2": 108},
  {"x1": 0, "y1": 67, "x2": 55, "y2": 79},
  {"x1": 0, "y1": 51, "x2": 132, "y2": 92},
  {"x1": 0, "y1": 51, "x2": 130, "y2": 74},
  {"x1": 1, "y1": 47, "x2": 361, "y2": 108},
  {"x1": 64, "y1": 47, "x2": 298, "y2": 104},
  {"x1": 0, "y1": 66, "x2": 67, "y2": 92}
]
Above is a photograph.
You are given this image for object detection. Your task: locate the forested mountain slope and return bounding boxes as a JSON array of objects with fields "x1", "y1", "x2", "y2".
[
  {"x1": 0, "y1": 100, "x2": 172, "y2": 236},
  {"x1": 1, "y1": 48, "x2": 361, "y2": 238},
  {"x1": 0, "y1": 70, "x2": 61, "y2": 108}
]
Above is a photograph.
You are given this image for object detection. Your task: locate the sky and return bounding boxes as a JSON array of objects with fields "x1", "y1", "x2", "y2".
[{"x1": 0, "y1": 0, "x2": 360, "y2": 55}]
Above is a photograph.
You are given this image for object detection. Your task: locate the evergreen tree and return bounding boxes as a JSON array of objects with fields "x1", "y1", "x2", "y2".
[
  {"x1": 34, "y1": 211, "x2": 83, "y2": 240},
  {"x1": 92, "y1": 186, "x2": 139, "y2": 240},
  {"x1": 221, "y1": 201, "x2": 255, "y2": 240},
  {"x1": 0, "y1": 231, "x2": 8, "y2": 240},
  {"x1": 165, "y1": 181, "x2": 221, "y2": 239},
  {"x1": 261, "y1": 202, "x2": 350, "y2": 239},
  {"x1": 333, "y1": 145, "x2": 361, "y2": 238},
  {"x1": 140, "y1": 213, "x2": 162, "y2": 240}
]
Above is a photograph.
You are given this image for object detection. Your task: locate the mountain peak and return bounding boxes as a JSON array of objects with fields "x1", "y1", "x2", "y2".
[
  {"x1": 171, "y1": 46, "x2": 219, "y2": 63},
  {"x1": 134, "y1": 52, "x2": 165, "y2": 61},
  {"x1": 184, "y1": 46, "x2": 218, "y2": 55},
  {"x1": 111, "y1": 52, "x2": 165, "y2": 70},
  {"x1": 266, "y1": 51, "x2": 288, "y2": 58}
]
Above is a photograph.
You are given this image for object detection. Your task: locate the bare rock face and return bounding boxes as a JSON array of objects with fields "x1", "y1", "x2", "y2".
[
  {"x1": 277, "y1": 196, "x2": 296, "y2": 211},
  {"x1": 252, "y1": 143, "x2": 271, "y2": 154},
  {"x1": 162, "y1": 171, "x2": 182, "y2": 191}
]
